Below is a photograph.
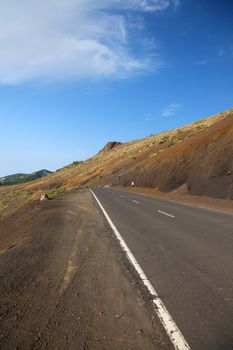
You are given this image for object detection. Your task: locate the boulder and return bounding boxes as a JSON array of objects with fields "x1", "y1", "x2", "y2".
[{"x1": 40, "y1": 193, "x2": 49, "y2": 201}]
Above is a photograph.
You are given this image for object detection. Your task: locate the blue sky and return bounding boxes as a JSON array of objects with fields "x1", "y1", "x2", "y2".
[{"x1": 0, "y1": 0, "x2": 233, "y2": 176}]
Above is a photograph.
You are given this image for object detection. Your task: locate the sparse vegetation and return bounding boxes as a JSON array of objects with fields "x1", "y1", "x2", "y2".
[
  {"x1": 0, "y1": 170, "x2": 52, "y2": 186},
  {"x1": 159, "y1": 136, "x2": 170, "y2": 144},
  {"x1": 72, "y1": 161, "x2": 83, "y2": 166},
  {"x1": 13, "y1": 189, "x2": 33, "y2": 197},
  {"x1": 168, "y1": 142, "x2": 175, "y2": 147},
  {"x1": 47, "y1": 188, "x2": 67, "y2": 199},
  {"x1": 0, "y1": 107, "x2": 232, "y2": 219}
]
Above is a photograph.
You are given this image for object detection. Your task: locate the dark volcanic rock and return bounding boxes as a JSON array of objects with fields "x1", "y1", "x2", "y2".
[{"x1": 100, "y1": 141, "x2": 122, "y2": 153}]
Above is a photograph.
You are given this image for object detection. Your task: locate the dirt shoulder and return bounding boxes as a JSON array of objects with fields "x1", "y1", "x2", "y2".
[{"x1": 0, "y1": 189, "x2": 172, "y2": 350}]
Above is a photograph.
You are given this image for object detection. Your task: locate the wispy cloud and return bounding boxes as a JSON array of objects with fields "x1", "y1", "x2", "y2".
[
  {"x1": 194, "y1": 60, "x2": 208, "y2": 66},
  {"x1": 194, "y1": 43, "x2": 233, "y2": 66},
  {"x1": 161, "y1": 103, "x2": 182, "y2": 117},
  {"x1": 0, "y1": 0, "x2": 179, "y2": 85},
  {"x1": 217, "y1": 48, "x2": 226, "y2": 57},
  {"x1": 144, "y1": 113, "x2": 154, "y2": 121}
]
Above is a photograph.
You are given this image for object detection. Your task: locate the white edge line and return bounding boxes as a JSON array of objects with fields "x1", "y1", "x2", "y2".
[
  {"x1": 120, "y1": 188, "x2": 233, "y2": 216},
  {"x1": 133, "y1": 200, "x2": 140, "y2": 204},
  {"x1": 158, "y1": 210, "x2": 175, "y2": 218},
  {"x1": 90, "y1": 189, "x2": 190, "y2": 350}
]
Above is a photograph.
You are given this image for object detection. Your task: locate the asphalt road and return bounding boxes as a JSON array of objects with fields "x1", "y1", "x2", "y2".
[
  {"x1": 0, "y1": 190, "x2": 172, "y2": 350},
  {"x1": 92, "y1": 187, "x2": 233, "y2": 350}
]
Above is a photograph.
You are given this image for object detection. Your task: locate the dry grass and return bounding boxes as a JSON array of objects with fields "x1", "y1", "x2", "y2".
[{"x1": 0, "y1": 107, "x2": 232, "y2": 219}]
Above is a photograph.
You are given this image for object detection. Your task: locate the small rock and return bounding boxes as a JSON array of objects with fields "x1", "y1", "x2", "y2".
[{"x1": 40, "y1": 194, "x2": 49, "y2": 201}]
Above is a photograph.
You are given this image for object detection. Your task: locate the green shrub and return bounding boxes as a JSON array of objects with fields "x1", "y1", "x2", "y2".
[
  {"x1": 159, "y1": 135, "x2": 170, "y2": 144},
  {"x1": 72, "y1": 161, "x2": 83, "y2": 166},
  {"x1": 48, "y1": 187, "x2": 67, "y2": 199},
  {"x1": 13, "y1": 189, "x2": 33, "y2": 196}
]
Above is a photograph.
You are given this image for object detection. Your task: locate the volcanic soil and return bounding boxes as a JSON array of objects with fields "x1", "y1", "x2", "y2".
[{"x1": 0, "y1": 190, "x2": 172, "y2": 350}]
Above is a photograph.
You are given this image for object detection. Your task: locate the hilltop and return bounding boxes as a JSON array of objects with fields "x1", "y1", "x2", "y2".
[
  {"x1": 0, "y1": 169, "x2": 52, "y2": 186},
  {"x1": 0, "y1": 108, "x2": 232, "y2": 218}
]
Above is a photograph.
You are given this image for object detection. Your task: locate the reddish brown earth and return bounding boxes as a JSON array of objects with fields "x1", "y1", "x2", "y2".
[
  {"x1": 0, "y1": 108, "x2": 232, "y2": 349},
  {"x1": 0, "y1": 108, "x2": 232, "y2": 220},
  {"x1": 0, "y1": 190, "x2": 172, "y2": 350},
  {"x1": 109, "y1": 113, "x2": 233, "y2": 200}
]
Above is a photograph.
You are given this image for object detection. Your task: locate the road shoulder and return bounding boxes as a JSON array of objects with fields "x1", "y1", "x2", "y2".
[{"x1": 0, "y1": 189, "x2": 172, "y2": 349}]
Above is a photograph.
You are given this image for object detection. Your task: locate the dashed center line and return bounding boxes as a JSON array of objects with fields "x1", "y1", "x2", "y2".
[
  {"x1": 132, "y1": 200, "x2": 140, "y2": 204},
  {"x1": 158, "y1": 210, "x2": 175, "y2": 218},
  {"x1": 90, "y1": 189, "x2": 190, "y2": 350}
]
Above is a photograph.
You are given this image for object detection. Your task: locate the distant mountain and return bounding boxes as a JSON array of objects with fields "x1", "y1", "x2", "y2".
[{"x1": 0, "y1": 169, "x2": 52, "y2": 186}]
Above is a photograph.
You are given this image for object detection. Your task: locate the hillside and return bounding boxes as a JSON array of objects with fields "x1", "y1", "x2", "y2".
[
  {"x1": 0, "y1": 169, "x2": 52, "y2": 186},
  {"x1": 0, "y1": 108, "x2": 232, "y2": 218}
]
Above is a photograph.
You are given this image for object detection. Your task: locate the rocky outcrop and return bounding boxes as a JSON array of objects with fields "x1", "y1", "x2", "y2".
[{"x1": 100, "y1": 141, "x2": 122, "y2": 153}]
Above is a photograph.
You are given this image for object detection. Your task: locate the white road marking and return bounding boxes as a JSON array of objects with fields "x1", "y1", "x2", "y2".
[
  {"x1": 132, "y1": 200, "x2": 140, "y2": 204},
  {"x1": 90, "y1": 189, "x2": 190, "y2": 350},
  {"x1": 158, "y1": 210, "x2": 175, "y2": 218}
]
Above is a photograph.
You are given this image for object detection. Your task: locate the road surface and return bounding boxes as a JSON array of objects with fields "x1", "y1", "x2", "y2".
[
  {"x1": 0, "y1": 190, "x2": 172, "y2": 350},
  {"x1": 92, "y1": 187, "x2": 233, "y2": 350}
]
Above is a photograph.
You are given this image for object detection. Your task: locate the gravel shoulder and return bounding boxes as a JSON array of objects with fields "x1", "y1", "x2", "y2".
[{"x1": 0, "y1": 189, "x2": 172, "y2": 350}]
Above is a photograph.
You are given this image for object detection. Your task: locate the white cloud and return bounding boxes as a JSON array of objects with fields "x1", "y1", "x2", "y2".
[
  {"x1": 0, "y1": 0, "x2": 179, "y2": 84},
  {"x1": 161, "y1": 103, "x2": 182, "y2": 117}
]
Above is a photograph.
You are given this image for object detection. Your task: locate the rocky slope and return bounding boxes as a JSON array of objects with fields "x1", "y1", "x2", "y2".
[{"x1": 0, "y1": 108, "x2": 232, "y2": 218}]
